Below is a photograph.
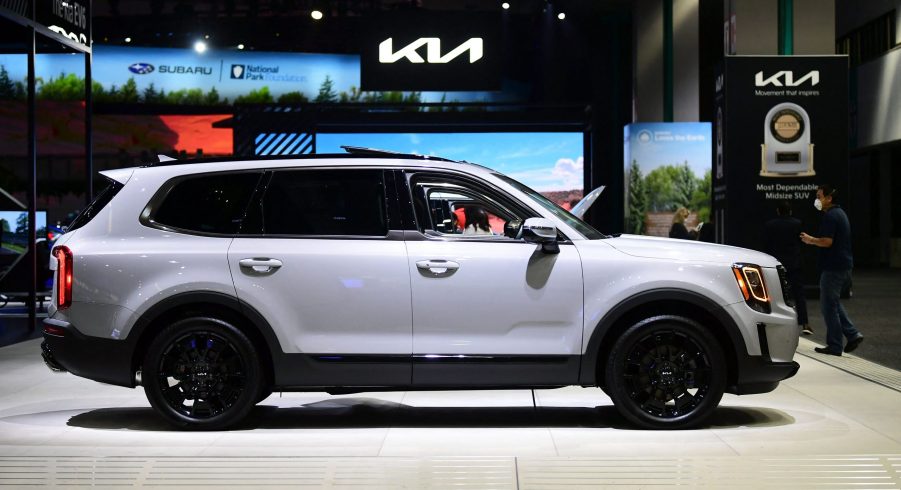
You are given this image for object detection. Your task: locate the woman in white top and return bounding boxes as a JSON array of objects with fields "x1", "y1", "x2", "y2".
[{"x1": 462, "y1": 206, "x2": 493, "y2": 236}]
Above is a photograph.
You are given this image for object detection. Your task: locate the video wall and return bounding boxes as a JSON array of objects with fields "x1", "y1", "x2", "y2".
[{"x1": 317, "y1": 132, "x2": 585, "y2": 207}]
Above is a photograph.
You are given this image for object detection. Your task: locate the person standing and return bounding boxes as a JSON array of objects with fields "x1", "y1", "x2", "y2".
[
  {"x1": 800, "y1": 185, "x2": 863, "y2": 356},
  {"x1": 764, "y1": 201, "x2": 811, "y2": 335},
  {"x1": 669, "y1": 207, "x2": 692, "y2": 240}
]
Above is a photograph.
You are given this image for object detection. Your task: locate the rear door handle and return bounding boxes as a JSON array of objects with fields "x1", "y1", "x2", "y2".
[
  {"x1": 416, "y1": 260, "x2": 460, "y2": 277},
  {"x1": 239, "y1": 258, "x2": 283, "y2": 273}
]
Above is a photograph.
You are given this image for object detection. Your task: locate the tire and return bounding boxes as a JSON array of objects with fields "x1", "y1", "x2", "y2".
[
  {"x1": 143, "y1": 316, "x2": 263, "y2": 430},
  {"x1": 605, "y1": 315, "x2": 726, "y2": 430}
]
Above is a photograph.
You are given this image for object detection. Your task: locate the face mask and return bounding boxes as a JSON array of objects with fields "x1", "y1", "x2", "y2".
[{"x1": 814, "y1": 198, "x2": 823, "y2": 211}]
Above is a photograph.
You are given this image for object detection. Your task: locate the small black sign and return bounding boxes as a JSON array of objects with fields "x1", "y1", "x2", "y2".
[{"x1": 361, "y1": 12, "x2": 501, "y2": 92}]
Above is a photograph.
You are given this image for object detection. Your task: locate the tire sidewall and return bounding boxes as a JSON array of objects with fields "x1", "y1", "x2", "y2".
[
  {"x1": 143, "y1": 317, "x2": 262, "y2": 430},
  {"x1": 605, "y1": 315, "x2": 726, "y2": 430}
]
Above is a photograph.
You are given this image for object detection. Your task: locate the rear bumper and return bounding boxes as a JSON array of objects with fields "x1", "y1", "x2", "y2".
[{"x1": 41, "y1": 318, "x2": 135, "y2": 387}]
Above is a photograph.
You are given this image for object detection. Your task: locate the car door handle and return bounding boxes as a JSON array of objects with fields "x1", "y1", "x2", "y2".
[
  {"x1": 416, "y1": 260, "x2": 460, "y2": 276},
  {"x1": 239, "y1": 258, "x2": 283, "y2": 273}
]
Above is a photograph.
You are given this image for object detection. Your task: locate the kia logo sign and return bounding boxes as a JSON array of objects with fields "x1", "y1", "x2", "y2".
[
  {"x1": 361, "y1": 12, "x2": 499, "y2": 91},
  {"x1": 128, "y1": 63, "x2": 155, "y2": 75},
  {"x1": 754, "y1": 70, "x2": 819, "y2": 87},
  {"x1": 378, "y1": 38, "x2": 483, "y2": 64}
]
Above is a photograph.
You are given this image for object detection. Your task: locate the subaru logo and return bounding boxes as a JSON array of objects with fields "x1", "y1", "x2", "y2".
[
  {"x1": 231, "y1": 64, "x2": 245, "y2": 79},
  {"x1": 128, "y1": 63, "x2": 155, "y2": 75}
]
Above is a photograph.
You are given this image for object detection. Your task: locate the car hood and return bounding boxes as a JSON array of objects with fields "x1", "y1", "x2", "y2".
[{"x1": 602, "y1": 234, "x2": 781, "y2": 267}]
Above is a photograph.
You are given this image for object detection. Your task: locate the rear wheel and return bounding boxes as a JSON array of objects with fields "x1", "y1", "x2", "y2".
[
  {"x1": 143, "y1": 317, "x2": 262, "y2": 430},
  {"x1": 605, "y1": 315, "x2": 725, "y2": 429}
]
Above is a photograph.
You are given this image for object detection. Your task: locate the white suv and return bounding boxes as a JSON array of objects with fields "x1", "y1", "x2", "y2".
[{"x1": 41, "y1": 149, "x2": 799, "y2": 430}]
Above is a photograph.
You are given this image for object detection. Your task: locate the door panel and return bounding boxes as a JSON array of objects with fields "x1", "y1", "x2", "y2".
[{"x1": 407, "y1": 238, "x2": 583, "y2": 385}]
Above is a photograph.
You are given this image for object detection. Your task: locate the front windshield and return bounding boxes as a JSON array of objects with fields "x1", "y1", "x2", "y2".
[{"x1": 493, "y1": 173, "x2": 607, "y2": 240}]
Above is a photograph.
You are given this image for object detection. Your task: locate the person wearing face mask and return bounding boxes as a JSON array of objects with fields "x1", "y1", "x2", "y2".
[{"x1": 800, "y1": 184, "x2": 863, "y2": 356}]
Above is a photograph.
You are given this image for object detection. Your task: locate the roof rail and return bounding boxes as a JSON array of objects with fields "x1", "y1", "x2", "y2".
[
  {"x1": 341, "y1": 145, "x2": 457, "y2": 162},
  {"x1": 139, "y1": 150, "x2": 460, "y2": 168}
]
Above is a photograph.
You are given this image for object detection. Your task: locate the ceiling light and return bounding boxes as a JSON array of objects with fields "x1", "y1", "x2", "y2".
[
  {"x1": 204, "y1": 34, "x2": 210, "y2": 39},
  {"x1": 237, "y1": 43, "x2": 245, "y2": 50},
  {"x1": 557, "y1": 12, "x2": 566, "y2": 20},
  {"x1": 124, "y1": 37, "x2": 131, "y2": 43},
  {"x1": 311, "y1": 10, "x2": 323, "y2": 20},
  {"x1": 194, "y1": 40, "x2": 207, "y2": 53},
  {"x1": 502, "y1": 2, "x2": 510, "y2": 9}
]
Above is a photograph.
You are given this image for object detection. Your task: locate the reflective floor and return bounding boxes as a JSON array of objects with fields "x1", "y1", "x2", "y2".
[{"x1": 0, "y1": 337, "x2": 899, "y2": 488}]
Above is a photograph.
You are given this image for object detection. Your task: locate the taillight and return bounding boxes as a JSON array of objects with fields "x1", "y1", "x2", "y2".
[{"x1": 53, "y1": 246, "x2": 73, "y2": 309}]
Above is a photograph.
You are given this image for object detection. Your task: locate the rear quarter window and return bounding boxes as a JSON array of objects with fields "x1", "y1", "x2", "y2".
[{"x1": 145, "y1": 172, "x2": 262, "y2": 235}]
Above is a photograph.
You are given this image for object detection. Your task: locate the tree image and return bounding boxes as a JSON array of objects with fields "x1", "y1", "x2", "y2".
[
  {"x1": 0, "y1": 65, "x2": 19, "y2": 99},
  {"x1": 15, "y1": 213, "x2": 27, "y2": 234},
  {"x1": 142, "y1": 83, "x2": 163, "y2": 103},
  {"x1": 119, "y1": 77, "x2": 140, "y2": 103},
  {"x1": 644, "y1": 165, "x2": 681, "y2": 212},
  {"x1": 627, "y1": 160, "x2": 648, "y2": 234},
  {"x1": 315, "y1": 75, "x2": 337, "y2": 103},
  {"x1": 673, "y1": 161, "x2": 697, "y2": 209},
  {"x1": 37, "y1": 72, "x2": 85, "y2": 100},
  {"x1": 235, "y1": 86, "x2": 274, "y2": 104}
]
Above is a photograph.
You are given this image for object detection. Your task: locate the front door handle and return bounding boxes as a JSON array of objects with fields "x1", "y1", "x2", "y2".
[
  {"x1": 416, "y1": 260, "x2": 460, "y2": 277},
  {"x1": 239, "y1": 258, "x2": 283, "y2": 273}
]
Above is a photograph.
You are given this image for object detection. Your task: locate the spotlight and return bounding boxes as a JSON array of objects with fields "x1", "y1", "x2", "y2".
[
  {"x1": 557, "y1": 12, "x2": 565, "y2": 20},
  {"x1": 194, "y1": 40, "x2": 207, "y2": 53},
  {"x1": 501, "y1": 2, "x2": 509, "y2": 9},
  {"x1": 124, "y1": 37, "x2": 131, "y2": 43},
  {"x1": 237, "y1": 43, "x2": 245, "y2": 50},
  {"x1": 311, "y1": 10, "x2": 323, "y2": 20},
  {"x1": 204, "y1": 34, "x2": 210, "y2": 39}
]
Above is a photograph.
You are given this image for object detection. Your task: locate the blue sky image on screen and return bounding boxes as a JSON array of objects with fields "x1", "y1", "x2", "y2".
[{"x1": 317, "y1": 133, "x2": 584, "y2": 195}]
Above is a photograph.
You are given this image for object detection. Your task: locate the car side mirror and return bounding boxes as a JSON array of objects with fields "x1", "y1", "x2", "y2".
[{"x1": 521, "y1": 218, "x2": 560, "y2": 254}]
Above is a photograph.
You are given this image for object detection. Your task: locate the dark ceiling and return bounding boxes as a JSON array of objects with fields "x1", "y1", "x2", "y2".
[{"x1": 91, "y1": 0, "x2": 632, "y2": 53}]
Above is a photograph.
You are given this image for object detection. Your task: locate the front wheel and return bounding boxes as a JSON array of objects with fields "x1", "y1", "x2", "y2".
[
  {"x1": 605, "y1": 315, "x2": 726, "y2": 429},
  {"x1": 143, "y1": 317, "x2": 263, "y2": 430}
]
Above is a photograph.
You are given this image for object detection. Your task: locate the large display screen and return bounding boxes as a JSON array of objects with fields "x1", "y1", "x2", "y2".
[
  {"x1": 0, "y1": 211, "x2": 47, "y2": 254},
  {"x1": 317, "y1": 132, "x2": 585, "y2": 207}
]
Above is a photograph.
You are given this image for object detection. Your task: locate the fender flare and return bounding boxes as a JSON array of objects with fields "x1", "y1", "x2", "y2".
[
  {"x1": 579, "y1": 288, "x2": 748, "y2": 386},
  {"x1": 127, "y1": 291, "x2": 283, "y2": 381}
]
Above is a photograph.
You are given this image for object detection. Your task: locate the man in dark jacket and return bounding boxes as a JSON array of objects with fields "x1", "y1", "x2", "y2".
[
  {"x1": 764, "y1": 201, "x2": 810, "y2": 335},
  {"x1": 801, "y1": 184, "x2": 863, "y2": 356}
]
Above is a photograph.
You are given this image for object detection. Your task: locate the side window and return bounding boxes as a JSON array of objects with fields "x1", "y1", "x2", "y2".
[
  {"x1": 244, "y1": 169, "x2": 388, "y2": 237},
  {"x1": 409, "y1": 173, "x2": 526, "y2": 238},
  {"x1": 149, "y1": 172, "x2": 261, "y2": 235}
]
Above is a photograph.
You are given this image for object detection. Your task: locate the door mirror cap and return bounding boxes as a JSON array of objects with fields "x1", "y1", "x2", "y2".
[{"x1": 522, "y1": 218, "x2": 560, "y2": 254}]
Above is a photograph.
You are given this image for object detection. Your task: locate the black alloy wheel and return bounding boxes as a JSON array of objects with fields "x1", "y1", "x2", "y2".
[
  {"x1": 605, "y1": 315, "x2": 725, "y2": 429},
  {"x1": 143, "y1": 317, "x2": 262, "y2": 430}
]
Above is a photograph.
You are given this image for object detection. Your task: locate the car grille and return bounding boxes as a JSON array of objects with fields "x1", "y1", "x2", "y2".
[{"x1": 776, "y1": 265, "x2": 795, "y2": 308}]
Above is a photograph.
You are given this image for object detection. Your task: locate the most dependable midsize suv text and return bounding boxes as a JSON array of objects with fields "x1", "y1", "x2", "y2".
[{"x1": 41, "y1": 150, "x2": 800, "y2": 430}]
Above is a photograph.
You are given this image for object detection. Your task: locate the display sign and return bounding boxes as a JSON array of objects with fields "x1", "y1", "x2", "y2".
[
  {"x1": 0, "y1": 0, "x2": 91, "y2": 51},
  {"x1": 713, "y1": 56, "x2": 849, "y2": 278},
  {"x1": 0, "y1": 45, "x2": 513, "y2": 104},
  {"x1": 360, "y1": 12, "x2": 501, "y2": 91},
  {"x1": 36, "y1": 0, "x2": 90, "y2": 49},
  {"x1": 623, "y1": 123, "x2": 712, "y2": 237}
]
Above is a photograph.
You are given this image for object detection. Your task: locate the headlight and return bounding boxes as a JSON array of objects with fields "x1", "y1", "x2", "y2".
[{"x1": 732, "y1": 263, "x2": 771, "y2": 313}]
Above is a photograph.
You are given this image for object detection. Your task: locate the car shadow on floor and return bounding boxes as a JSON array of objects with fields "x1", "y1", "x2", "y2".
[{"x1": 65, "y1": 398, "x2": 794, "y2": 431}]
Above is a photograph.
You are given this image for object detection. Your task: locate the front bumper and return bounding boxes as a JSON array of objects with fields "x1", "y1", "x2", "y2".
[
  {"x1": 727, "y1": 321, "x2": 800, "y2": 395},
  {"x1": 41, "y1": 318, "x2": 135, "y2": 387}
]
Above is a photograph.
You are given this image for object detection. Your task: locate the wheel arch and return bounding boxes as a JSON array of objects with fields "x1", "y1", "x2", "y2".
[
  {"x1": 580, "y1": 289, "x2": 746, "y2": 390},
  {"x1": 128, "y1": 291, "x2": 280, "y2": 389}
]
